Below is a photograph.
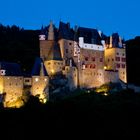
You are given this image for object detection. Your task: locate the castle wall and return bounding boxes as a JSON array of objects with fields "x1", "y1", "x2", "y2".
[
  {"x1": 104, "y1": 48, "x2": 116, "y2": 70},
  {"x1": 44, "y1": 60, "x2": 63, "y2": 75},
  {"x1": 79, "y1": 69, "x2": 105, "y2": 88},
  {"x1": 31, "y1": 76, "x2": 49, "y2": 96},
  {"x1": 58, "y1": 39, "x2": 74, "y2": 64},
  {"x1": 3, "y1": 76, "x2": 24, "y2": 103},
  {"x1": 104, "y1": 47, "x2": 127, "y2": 83},
  {"x1": 104, "y1": 71, "x2": 119, "y2": 83},
  {"x1": 77, "y1": 47, "x2": 105, "y2": 88},
  {"x1": 64, "y1": 66, "x2": 78, "y2": 90}
]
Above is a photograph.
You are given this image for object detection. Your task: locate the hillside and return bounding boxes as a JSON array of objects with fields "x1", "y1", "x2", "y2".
[{"x1": 0, "y1": 90, "x2": 140, "y2": 138}]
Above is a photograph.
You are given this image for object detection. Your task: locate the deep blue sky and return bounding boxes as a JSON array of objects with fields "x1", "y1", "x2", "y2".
[{"x1": 0, "y1": 0, "x2": 139, "y2": 40}]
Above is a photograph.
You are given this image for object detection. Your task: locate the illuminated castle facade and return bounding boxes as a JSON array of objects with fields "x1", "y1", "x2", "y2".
[
  {"x1": 40, "y1": 21, "x2": 127, "y2": 89},
  {"x1": 0, "y1": 21, "x2": 127, "y2": 108}
]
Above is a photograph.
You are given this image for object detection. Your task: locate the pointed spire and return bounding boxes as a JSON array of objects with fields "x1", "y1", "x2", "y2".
[
  {"x1": 41, "y1": 25, "x2": 44, "y2": 34},
  {"x1": 39, "y1": 25, "x2": 46, "y2": 40},
  {"x1": 48, "y1": 20, "x2": 54, "y2": 40}
]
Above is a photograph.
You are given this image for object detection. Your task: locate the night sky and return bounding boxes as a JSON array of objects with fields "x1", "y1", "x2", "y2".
[{"x1": 0, "y1": 0, "x2": 139, "y2": 39}]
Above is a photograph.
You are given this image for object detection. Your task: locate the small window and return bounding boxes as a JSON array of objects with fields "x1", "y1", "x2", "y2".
[
  {"x1": 90, "y1": 64, "x2": 96, "y2": 69},
  {"x1": 117, "y1": 52, "x2": 119, "y2": 55},
  {"x1": 116, "y1": 64, "x2": 120, "y2": 68},
  {"x1": 69, "y1": 42, "x2": 72, "y2": 46},
  {"x1": 66, "y1": 49, "x2": 68, "y2": 53},
  {"x1": 100, "y1": 58, "x2": 103, "y2": 62},
  {"x1": 85, "y1": 64, "x2": 88, "y2": 68},
  {"x1": 121, "y1": 58, "x2": 126, "y2": 62},
  {"x1": 112, "y1": 58, "x2": 114, "y2": 61},
  {"x1": 85, "y1": 57, "x2": 89, "y2": 61},
  {"x1": 122, "y1": 64, "x2": 125, "y2": 68},
  {"x1": 25, "y1": 79, "x2": 30, "y2": 82},
  {"x1": 92, "y1": 57, "x2": 95, "y2": 61}
]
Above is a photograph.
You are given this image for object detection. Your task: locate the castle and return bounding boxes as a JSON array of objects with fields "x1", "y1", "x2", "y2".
[{"x1": 0, "y1": 21, "x2": 127, "y2": 108}]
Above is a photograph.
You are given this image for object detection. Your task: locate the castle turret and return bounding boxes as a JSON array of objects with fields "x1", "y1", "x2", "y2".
[
  {"x1": 31, "y1": 58, "x2": 49, "y2": 103},
  {"x1": 109, "y1": 36, "x2": 112, "y2": 48},
  {"x1": 48, "y1": 21, "x2": 54, "y2": 41}
]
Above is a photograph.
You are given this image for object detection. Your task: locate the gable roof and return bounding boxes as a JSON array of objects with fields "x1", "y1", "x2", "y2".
[
  {"x1": 58, "y1": 22, "x2": 74, "y2": 40},
  {"x1": 77, "y1": 27, "x2": 102, "y2": 45},
  {"x1": 31, "y1": 57, "x2": 48, "y2": 76},
  {"x1": 0, "y1": 62, "x2": 22, "y2": 76},
  {"x1": 47, "y1": 43, "x2": 63, "y2": 61}
]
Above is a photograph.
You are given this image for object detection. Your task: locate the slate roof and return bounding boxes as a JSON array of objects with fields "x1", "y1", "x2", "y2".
[
  {"x1": 58, "y1": 22, "x2": 74, "y2": 40},
  {"x1": 112, "y1": 33, "x2": 120, "y2": 48},
  {"x1": 31, "y1": 57, "x2": 48, "y2": 76},
  {"x1": 47, "y1": 43, "x2": 63, "y2": 61},
  {"x1": 0, "y1": 62, "x2": 22, "y2": 76},
  {"x1": 77, "y1": 27, "x2": 102, "y2": 45}
]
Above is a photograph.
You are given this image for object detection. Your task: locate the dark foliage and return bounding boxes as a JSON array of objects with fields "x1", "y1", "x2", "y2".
[
  {"x1": 0, "y1": 90, "x2": 140, "y2": 138},
  {"x1": 126, "y1": 36, "x2": 140, "y2": 85},
  {"x1": 0, "y1": 24, "x2": 40, "y2": 74}
]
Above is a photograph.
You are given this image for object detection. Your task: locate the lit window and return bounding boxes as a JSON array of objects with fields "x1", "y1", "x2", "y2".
[
  {"x1": 44, "y1": 78, "x2": 47, "y2": 82},
  {"x1": 35, "y1": 78, "x2": 39, "y2": 82}
]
